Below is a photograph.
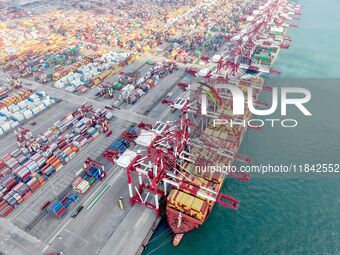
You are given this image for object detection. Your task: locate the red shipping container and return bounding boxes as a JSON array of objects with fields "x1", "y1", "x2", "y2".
[
  {"x1": 56, "y1": 206, "x2": 67, "y2": 218},
  {"x1": 0, "y1": 200, "x2": 10, "y2": 212},
  {"x1": 0, "y1": 162, "x2": 6, "y2": 171},
  {"x1": 29, "y1": 183, "x2": 38, "y2": 192},
  {"x1": 1, "y1": 154, "x2": 11, "y2": 162},
  {"x1": 0, "y1": 205, "x2": 14, "y2": 217},
  {"x1": 40, "y1": 164, "x2": 50, "y2": 173},
  {"x1": 22, "y1": 191, "x2": 32, "y2": 200}
]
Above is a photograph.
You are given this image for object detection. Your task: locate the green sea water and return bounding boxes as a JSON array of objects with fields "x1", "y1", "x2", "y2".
[{"x1": 144, "y1": 0, "x2": 340, "y2": 254}]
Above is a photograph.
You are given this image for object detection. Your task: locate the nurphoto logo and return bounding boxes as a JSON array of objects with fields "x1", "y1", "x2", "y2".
[{"x1": 200, "y1": 85, "x2": 312, "y2": 128}]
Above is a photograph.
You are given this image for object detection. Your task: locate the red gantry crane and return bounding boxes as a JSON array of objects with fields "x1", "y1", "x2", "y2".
[{"x1": 117, "y1": 87, "x2": 255, "y2": 215}]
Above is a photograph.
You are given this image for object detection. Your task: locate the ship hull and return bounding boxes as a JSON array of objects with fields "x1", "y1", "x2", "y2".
[
  {"x1": 166, "y1": 204, "x2": 214, "y2": 245},
  {"x1": 166, "y1": 206, "x2": 204, "y2": 234}
]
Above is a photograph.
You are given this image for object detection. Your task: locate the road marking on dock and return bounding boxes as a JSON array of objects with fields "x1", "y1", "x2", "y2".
[
  {"x1": 64, "y1": 229, "x2": 89, "y2": 244},
  {"x1": 85, "y1": 184, "x2": 110, "y2": 210},
  {"x1": 43, "y1": 217, "x2": 73, "y2": 252},
  {"x1": 75, "y1": 168, "x2": 84, "y2": 176}
]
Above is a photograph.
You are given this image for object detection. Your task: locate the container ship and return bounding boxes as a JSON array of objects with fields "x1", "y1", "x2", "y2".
[
  {"x1": 165, "y1": 75, "x2": 269, "y2": 245},
  {"x1": 112, "y1": 0, "x2": 302, "y2": 247}
]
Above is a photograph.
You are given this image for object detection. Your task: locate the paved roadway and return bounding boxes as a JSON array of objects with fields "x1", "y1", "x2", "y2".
[
  {"x1": 0, "y1": 218, "x2": 46, "y2": 255},
  {"x1": 99, "y1": 206, "x2": 156, "y2": 255}
]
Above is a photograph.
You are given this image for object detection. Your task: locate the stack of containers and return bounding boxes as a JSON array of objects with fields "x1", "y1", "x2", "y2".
[
  {"x1": 48, "y1": 200, "x2": 68, "y2": 219},
  {"x1": 110, "y1": 138, "x2": 130, "y2": 155},
  {"x1": 52, "y1": 54, "x2": 98, "y2": 81},
  {"x1": 72, "y1": 166, "x2": 104, "y2": 194},
  {"x1": 0, "y1": 175, "x2": 18, "y2": 194},
  {"x1": 13, "y1": 165, "x2": 31, "y2": 183},
  {"x1": 0, "y1": 87, "x2": 8, "y2": 100},
  {"x1": 122, "y1": 61, "x2": 177, "y2": 104},
  {"x1": 72, "y1": 177, "x2": 90, "y2": 194},
  {"x1": 23, "y1": 158, "x2": 40, "y2": 173},
  {"x1": 0, "y1": 161, "x2": 11, "y2": 177},
  {"x1": 11, "y1": 149, "x2": 29, "y2": 165},
  {"x1": 2, "y1": 154, "x2": 19, "y2": 171},
  {"x1": 54, "y1": 51, "x2": 131, "y2": 93},
  {"x1": 48, "y1": 193, "x2": 80, "y2": 219},
  {"x1": 12, "y1": 182, "x2": 32, "y2": 201},
  {"x1": 0, "y1": 104, "x2": 108, "y2": 217},
  {"x1": 0, "y1": 146, "x2": 50, "y2": 217},
  {"x1": 2, "y1": 186, "x2": 20, "y2": 208},
  {"x1": 0, "y1": 90, "x2": 57, "y2": 136},
  {"x1": 91, "y1": 108, "x2": 113, "y2": 122},
  {"x1": 0, "y1": 200, "x2": 14, "y2": 217},
  {"x1": 26, "y1": 173, "x2": 44, "y2": 192},
  {"x1": 0, "y1": 89, "x2": 32, "y2": 109}
]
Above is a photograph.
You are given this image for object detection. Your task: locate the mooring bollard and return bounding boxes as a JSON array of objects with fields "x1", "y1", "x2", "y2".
[{"x1": 118, "y1": 196, "x2": 124, "y2": 210}]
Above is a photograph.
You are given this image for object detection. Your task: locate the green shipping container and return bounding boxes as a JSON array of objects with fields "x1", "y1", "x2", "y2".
[
  {"x1": 113, "y1": 82, "x2": 123, "y2": 90},
  {"x1": 89, "y1": 177, "x2": 96, "y2": 185}
]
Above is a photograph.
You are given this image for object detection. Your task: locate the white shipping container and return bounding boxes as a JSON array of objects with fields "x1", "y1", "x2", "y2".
[
  {"x1": 77, "y1": 180, "x2": 90, "y2": 194},
  {"x1": 25, "y1": 101, "x2": 33, "y2": 108},
  {"x1": 10, "y1": 105, "x2": 20, "y2": 113},
  {"x1": 116, "y1": 149, "x2": 138, "y2": 168},
  {"x1": 56, "y1": 164, "x2": 63, "y2": 172},
  {"x1": 4, "y1": 112, "x2": 12, "y2": 119},
  {"x1": 39, "y1": 104, "x2": 46, "y2": 111},
  {"x1": 105, "y1": 112, "x2": 113, "y2": 120},
  {"x1": 42, "y1": 150, "x2": 52, "y2": 159},
  {"x1": 69, "y1": 152, "x2": 77, "y2": 159},
  {"x1": 23, "y1": 110, "x2": 33, "y2": 119},
  {"x1": 65, "y1": 86, "x2": 76, "y2": 92},
  {"x1": 0, "y1": 116, "x2": 6, "y2": 124},
  {"x1": 7, "y1": 104, "x2": 15, "y2": 112},
  {"x1": 37, "y1": 158, "x2": 46, "y2": 167},
  {"x1": 54, "y1": 81, "x2": 65, "y2": 88},
  {"x1": 9, "y1": 120, "x2": 19, "y2": 128},
  {"x1": 17, "y1": 100, "x2": 27, "y2": 109},
  {"x1": 13, "y1": 112, "x2": 24, "y2": 122},
  {"x1": 13, "y1": 193, "x2": 22, "y2": 203},
  {"x1": 1, "y1": 122, "x2": 11, "y2": 132},
  {"x1": 0, "y1": 107, "x2": 9, "y2": 115},
  {"x1": 24, "y1": 160, "x2": 39, "y2": 172},
  {"x1": 31, "y1": 107, "x2": 40, "y2": 115},
  {"x1": 49, "y1": 143, "x2": 58, "y2": 151},
  {"x1": 29, "y1": 95, "x2": 39, "y2": 103},
  {"x1": 43, "y1": 100, "x2": 51, "y2": 107}
]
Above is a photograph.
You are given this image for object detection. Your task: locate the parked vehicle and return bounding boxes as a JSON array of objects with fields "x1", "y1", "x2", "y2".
[{"x1": 71, "y1": 205, "x2": 84, "y2": 218}]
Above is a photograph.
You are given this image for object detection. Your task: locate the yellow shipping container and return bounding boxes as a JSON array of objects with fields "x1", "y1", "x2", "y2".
[
  {"x1": 191, "y1": 198, "x2": 204, "y2": 212},
  {"x1": 179, "y1": 192, "x2": 194, "y2": 209}
]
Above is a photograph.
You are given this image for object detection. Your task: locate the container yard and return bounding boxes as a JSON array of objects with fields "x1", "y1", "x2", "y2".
[{"x1": 0, "y1": 0, "x2": 303, "y2": 254}]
